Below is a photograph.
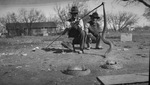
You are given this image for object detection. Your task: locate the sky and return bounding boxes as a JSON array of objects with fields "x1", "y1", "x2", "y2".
[{"x1": 0, "y1": 0, "x2": 149, "y2": 26}]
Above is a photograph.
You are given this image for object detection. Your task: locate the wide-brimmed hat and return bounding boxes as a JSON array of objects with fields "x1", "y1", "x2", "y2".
[
  {"x1": 89, "y1": 12, "x2": 100, "y2": 19},
  {"x1": 70, "y1": 6, "x2": 79, "y2": 14}
]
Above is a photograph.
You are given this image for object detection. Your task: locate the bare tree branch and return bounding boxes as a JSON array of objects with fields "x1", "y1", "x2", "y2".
[
  {"x1": 18, "y1": 8, "x2": 46, "y2": 35},
  {"x1": 107, "y1": 11, "x2": 139, "y2": 31},
  {"x1": 117, "y1": 0, "x2": 150, "y2": 8},
  {"x1": 137, "y1": 0, "x2": 150, "y2": 8},
  {"x1": 143, "y1": 8, "x2": 150, "y2": 21}
]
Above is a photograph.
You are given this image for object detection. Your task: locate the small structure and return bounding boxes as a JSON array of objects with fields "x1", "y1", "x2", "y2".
[
  {"x1": 6, "y1": 22, "x2": 58, "y2": 36},
  {"x1": 121, "y1": 33, "x2": 132, "y2": 42}
]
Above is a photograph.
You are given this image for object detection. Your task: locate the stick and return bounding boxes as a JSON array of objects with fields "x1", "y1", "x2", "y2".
[{"x1": 45, "y1": 34, "x2": 62, "y2": 48}]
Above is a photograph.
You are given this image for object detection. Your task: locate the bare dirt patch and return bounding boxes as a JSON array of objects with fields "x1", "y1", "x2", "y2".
[{"x1": 0, "y1": 33, "x2": 149, "y2": 85}]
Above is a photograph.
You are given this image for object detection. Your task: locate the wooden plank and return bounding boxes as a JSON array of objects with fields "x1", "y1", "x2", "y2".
[{"x1": 97, "y1": 72, "x2": 149, "y2": 85}]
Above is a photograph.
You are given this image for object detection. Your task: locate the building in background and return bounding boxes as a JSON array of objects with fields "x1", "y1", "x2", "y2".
[{"x1": 6, "y1": 22, "x2": 58, "y2": 36}]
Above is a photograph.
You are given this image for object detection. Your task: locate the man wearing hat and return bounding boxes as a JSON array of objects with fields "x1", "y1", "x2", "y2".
[
  {"x1": 85, "y1": 12, "x2": 103, "y2": 49},
  {"x1": 61, "y1": 6, "x2": 86, "y2": 54}
]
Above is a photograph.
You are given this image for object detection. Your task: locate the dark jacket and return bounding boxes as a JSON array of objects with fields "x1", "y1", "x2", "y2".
[{"x1": 67, "y1": 18, "x2": 81, "y2": 38}]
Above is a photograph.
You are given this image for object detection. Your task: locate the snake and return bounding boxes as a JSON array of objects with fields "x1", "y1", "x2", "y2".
[{"x1": 101, "y1": 2, "x2": 114, "y2": 58}]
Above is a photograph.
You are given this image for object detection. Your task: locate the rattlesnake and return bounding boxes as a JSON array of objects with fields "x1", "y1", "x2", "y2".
[{"x1": 101, "y1": 2, "x2": 114, "y2": 58}]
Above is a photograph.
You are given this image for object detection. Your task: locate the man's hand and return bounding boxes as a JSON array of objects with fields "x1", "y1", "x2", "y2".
[
  {"x1": 102, "y1": 2, "x2": 104, "y2": 5},
  {"x1": 62, "y1": 28, "x2": 69, "y2": 35},
  {"x1": 71, "y1": 21, "x2": 79, "y2": 28}
]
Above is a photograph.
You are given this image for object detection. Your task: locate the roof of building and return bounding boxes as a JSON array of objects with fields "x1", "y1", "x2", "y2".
[
  {"x1": 6, "y1": 22, "x2": 57, "y2": 30},
  {"x1": 31, "y1": 22, "x2": 57, "y2": 28}
]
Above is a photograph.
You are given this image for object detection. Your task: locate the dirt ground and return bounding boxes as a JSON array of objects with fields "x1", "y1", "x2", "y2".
[{"x1": 0, "y1": 32, "x2": 149, "y2": 85}]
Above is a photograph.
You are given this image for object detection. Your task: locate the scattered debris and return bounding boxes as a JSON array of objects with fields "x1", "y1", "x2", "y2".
[
  {"x1": 136, "y1": 54, "x2": 142, "y2": 56},
  {"x1": 16, "y1": 66, "x2": 22, "y2": 69},
  {"x1": 0, "y1": 51, "x2": 28, "y2": 57},
  {"x1": 32, "y1": 47, "x2": 40, "y2": 52},
  {"x1": 21, "y1": 53, "x2": 27, "y2": 56},
  {"x1": 116, "y1": 48, "x2": 129, "y2": 51},
  {"x1": 136, "y1": 54, "x2": 148, "y2": 58},
  {"x1": 106, "y1": 60, "x2": 117, "y2": 65},
  {"x1": 0, "y1": 53, "x2": 14, "y2": 56},
  {"x1": 48, "y1": 68, "x2": 51, "y2": 71},
  {"x1": 3, "y1": 71, "x2": 10, "y2": 76},
  {"x1": 123, "y1": 48, "x2": 129, "y2": 51},
  {"x1": 35, "y1": 47, "x2": 40, "y2": 49},
  {"x1": 78, "y1": 51, "x2": 84, "y2": 54},
  {"x1": 8, "y1": 53, "x2": 15, "y2": 55},
  {"x1": 124, "y1": 45, "x2": 131, "y2": 48},
  {"x1": 25, "y1": 65, "x2": 30, "y2": 67},
  {"x1": 116, "y1": 48, "x2": 122, "y2": 51},
  {"x1": 1, "y1": 53, "x2": 6, "y2": 55}
]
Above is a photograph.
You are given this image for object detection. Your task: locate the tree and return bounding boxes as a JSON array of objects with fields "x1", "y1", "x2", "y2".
[
  {"x1": 143, "y1": 8, "x2": 150, "y2": 21},
  {"x1": 107, "y1": 13, "x2": 118, "y2": 31},
  {"x1": 18, "y1": 8, "x2": 46, "y2": 35},
  {"x1": 0, "y1": 12, "x2": 18, "y2": 25},
  {"x1": 54, "y1": 1, "x2": 89, "y2": 25},
  {"x1": 0, "y1": 12, "x2": 19, "y2": 34},
  {"x1": 117, "y1": 0, "x2": 150, "y2": 8},
  {"x1": 107, "y1": 11, "x2": 139, "y2": 31},
  {"x1": 54, "y1": 4, "x2": 68, "y2": 23}
]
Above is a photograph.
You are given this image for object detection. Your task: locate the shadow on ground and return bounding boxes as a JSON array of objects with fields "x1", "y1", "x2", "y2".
[{"x1": 41, "y1": 47, "x2": 73, "y2": 53}]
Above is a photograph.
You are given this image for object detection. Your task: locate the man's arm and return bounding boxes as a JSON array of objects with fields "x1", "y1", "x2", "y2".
[
  {"x1": 62, "y1": 21, "x2": 71, "y2": 35},
  {"x1": 85, "y1": 23, "x2": 90, "y2": 34},
  {"x1": 78, "y1": 19, "x2": 84, "y2": 31},
  {"x1": 71, "y1": 18, "x2": 84, "y2": 31},
  {"x1": 62, "y1": 28, "x2": 69, "y2": 35}
]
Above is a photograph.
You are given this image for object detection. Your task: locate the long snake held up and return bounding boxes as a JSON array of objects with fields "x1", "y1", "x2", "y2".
[{"x1": 101, "y1": 2, "x2": 114, "y2": 58}]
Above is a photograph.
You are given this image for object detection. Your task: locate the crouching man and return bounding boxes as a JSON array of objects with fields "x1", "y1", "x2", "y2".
[
  {"x1": 61, "y1": 6, "x2": 86, "y2": 54},
  {"x1": 85, "y1": 12, "x2": 103, "y2": 50}
]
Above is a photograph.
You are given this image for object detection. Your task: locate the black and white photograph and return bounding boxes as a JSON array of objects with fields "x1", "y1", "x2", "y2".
[{"x1": 0, "y1": 0, "x2": 149, "y2": 85}]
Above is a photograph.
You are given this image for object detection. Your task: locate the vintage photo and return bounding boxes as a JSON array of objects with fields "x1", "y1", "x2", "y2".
[{"x1": 0, "y1": 0, "x2": 149, "y2": 85}]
